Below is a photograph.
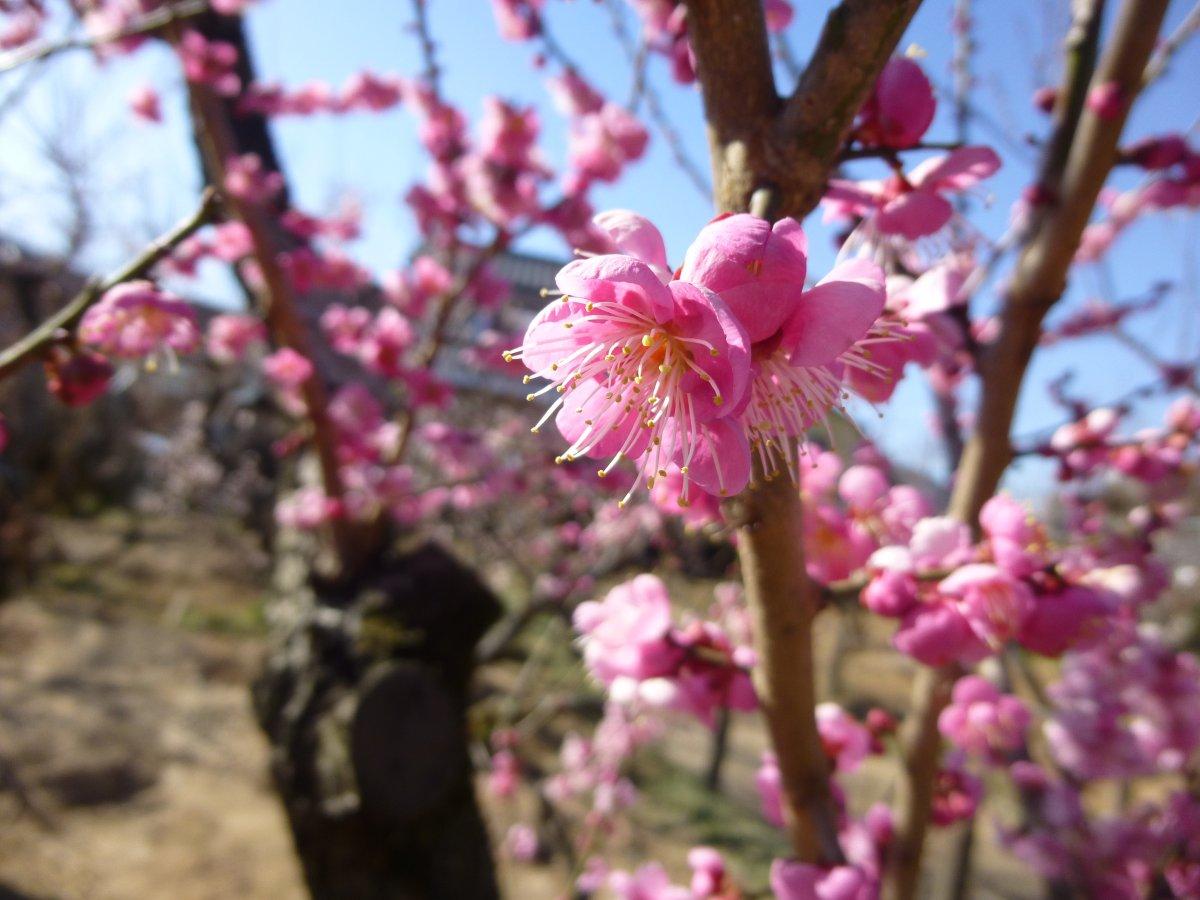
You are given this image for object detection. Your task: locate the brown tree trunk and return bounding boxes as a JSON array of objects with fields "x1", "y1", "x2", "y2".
[
  {"x1": 254, "y1": 538, "x2": 501, "y2": 900},
  {"x1": 179, "y1": 16, "x2": 504, "y2": 896}
]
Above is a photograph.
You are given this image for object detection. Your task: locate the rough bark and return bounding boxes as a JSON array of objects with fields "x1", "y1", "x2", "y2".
[{"x1": 254, "y1": 537, "x2": 502, "y2": 900}]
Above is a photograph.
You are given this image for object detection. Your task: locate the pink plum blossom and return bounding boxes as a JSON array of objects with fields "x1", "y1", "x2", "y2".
[
  {"x1": 224, "y1": 154, "x2": 285, "y2": 205},
  {"x1": 756, "y1": 751, "x2": 784, "y2": 827},
  {"x1": 573, "y1": 575, "x2": 681, "y2": 684},
  {"x1": 893, "y1": 602, "x2": 989, "y2": 668},
  {"x1": 824, "y1": 146, "x2": 1001, "y2": 240},
  {"x1": 770, "y1": 859, "x2": 873, "y2": 900},
  {"x1": 607, "y1": 863, "x2": 691, "y2": 900},
  {"x1": 206, "y1": 314, "x2": 266, "y2": 363},
  {"x1": 937, "y1": 563, "x2": 1034, "y2": 649},
  {"x1": 930, "y1": 759, "x2": 982, "y2": 826},
  {"x1": 79, "y1": 281, "x2": 200, "y2": 360},
  {"x1": 128, "y1": 84, "x2": 161, "y2": 123},
  {"x1": 262, "y1": 347, "x2": 314, "y2": 390},
  {"x1": 44, "y1": 346, "x2": 113, "y2": 407},
  {"x1": 856, "y1": 57, "x2": 936, "y2": 149},
  {"x1": 178, "y1": 29, "x2": 240, "y2": 96},
  {"x1": 503, "y1": 823, "x2": 539, "y2": 862},
  {"x1": 510, "y1": 248, "x2": 752, "y2": 503},
  {"x1": 491, "y1": 0, "x2": 543, "y2": 41},
  {"x1": 938, "y1": 676, "x2": 1031, "y2": 762},
  {"x1": 816, "y1": 703, "x2": 873, "y2": 772}
]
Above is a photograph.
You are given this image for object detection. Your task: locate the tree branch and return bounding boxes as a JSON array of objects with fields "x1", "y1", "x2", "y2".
[
  {"x1": 724, "y1": 474, "x2": 845, "y2": 865},
  {"x1": 773, "y1": 0, "x2": 922, "y2": 213},
  {"x1": 884, "y1": 2, "x2": 1171, "y2": 897},
  {"x1": 0, "y1": 0, "x2": 209, "y2": 75},
  {"x1": 0, "y1": 188, "x2": 218, "y2": 380},
  {"x1": 683, "y1": 0, "x2": 780, "y2": 210},
  {"x1": 949, "y1": 0, "x2": 1168, "y2": 526}
]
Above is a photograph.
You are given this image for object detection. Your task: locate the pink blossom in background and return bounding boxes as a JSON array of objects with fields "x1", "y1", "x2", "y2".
[
  {"x1": 1032, "y1": 85, "x2": 1058, "y2": 113},
  {"x1": 856, "y1": 57, "x2": 936, "y2": 149},
  {"x1": 893, "y1": 601, "x2": 989, "y2": 668},
  {"x1": 1127, "y1": 133, "x2": 1190, "y2": 170},
  {"x1": 43, "y1": 346, "x2": 113, "y2": 407},
  {"x1": 938, "y1": 676, "x2": 1030, "y2": 762},
  {"x1": 687, "y1": 846, "x2": 728, "y2": 897},
  {"x1": 861, "y1": 566, "x2": 918, "y2": 617},
  {"x1": 487, "y1": 749, "x2": 521, "y2": 799},
  {"x1": 572, "y1": 575, "x2": 681, "y2": 685},
  {"x1": 262, "y1": 347, "x2": 314, "y2": 390},
  {"x1": 490, "y1": 0, "x2": 543, "y2": 41},
  {"x1": 1017, "y1": 585, "x2": 1108, "y2": 657},
  {"x1": 756, "y1": 750, "x2": 784, "y2": 827},
  {"x1": 606, "y1": 862, "x2": 691, "y2": 900},
  {"x1": 210, "y1": 221, "x2": 255, "y2": 262},
  {"x1": 930, "y1": 759, "x2": 982, "y2": 826},
  {"x1": 79, "y1": 281, "x2": 200, "y2": 360},
  {"x1": 357, "y1": 308, "x2": 416, "y2": 379},
  {"x1": 762, "y1": 0, "x2": 794, "y2": 33},
  {"x1": 224, "y1": 154, "x2": 285, "y2": 205},
  {"x1": 339, "y1": 70, "x2": 404, "y2": 112},
  {"x1": 478, "y1": 97, "x2": 541, "y2": 169},
  {"x1": 907, "y1": 515, "x2": 972, "y2": 569},
  {"x1": 211, "y1": 0, "x2": 257, "y2": 13},
  {"x1": 805, "y1": 505, "x2": 875, "y2": 584},
  {"x1": 177, "y1": 29, "x2": 240, "y2": 97},
  {"x1": 275, "y1": 486, "x2": 341, "y2": 530},
  {"x1": 824, "y1": 146, "x2": 1001, "y2": 239},
  {"x1": 546, "y1": 69, "x2": 605, "y2": 117},
  {"x1": 0, "y1": 9, "x2": 42, "y2": 50},
  {"x1": 838, "y1": 464, "x2": 890, "y2": 512},
  {"x1": 1086, "y1": 81, "x2": 1125, "y2": 120},
  {"x1": 567, "y1": 103, "x2": 649, "y2": 186},
  {"x1": 770, "y1": 859, "x2": 872, "y2": 900},
  {"x1": 816, "y1": 703, "x2": 873, "y2": 772},
  {"x1": 937, "y1": 563, "x2": 1034, "y2": 649},
  {"x1": 979, "y1": 494, "x2": 1047, "y2": 578},
  {"x1": 205, "y1": 314, "x2": 266, "y2": 363},
  {"x1": 128, "y1": 83, "x2": 161, "y2": 123},
  {"x1": 503, "y1": 823, "x2": 539, "y2": 862}
]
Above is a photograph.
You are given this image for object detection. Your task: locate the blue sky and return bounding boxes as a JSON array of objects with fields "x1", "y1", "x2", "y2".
[{"x1": 1, "y1": 0, "x2": 1197, "y2": 495}]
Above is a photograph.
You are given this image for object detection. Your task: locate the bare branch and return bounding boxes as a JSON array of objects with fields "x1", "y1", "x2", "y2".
[
  {"x1": 0, "y1": 188, "x2": 218, "y2": 380},
  {"x1": 683, "y1": 0, "x2": 781, "y2": 210}
]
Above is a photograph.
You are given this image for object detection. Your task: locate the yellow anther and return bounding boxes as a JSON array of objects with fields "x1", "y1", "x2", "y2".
[{"x1": 641, "y1": 334, "x2": 653, "y2": 347}]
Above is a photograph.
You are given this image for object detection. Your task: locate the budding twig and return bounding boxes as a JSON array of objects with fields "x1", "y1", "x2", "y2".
[
  {"x1": 0, "y1": 187, "x2": 219, "y2": 381},
  {"x1": 0, "y1": 0, "x2": 210, "y2": 75}
]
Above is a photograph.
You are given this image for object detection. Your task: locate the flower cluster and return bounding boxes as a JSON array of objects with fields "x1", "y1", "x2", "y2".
[
  {"x1": 510, "y1": 210, "x2": 887, "y2": 505},
  {"x1": 572, "y1": 574, "x2": 755, "y2": 726}
]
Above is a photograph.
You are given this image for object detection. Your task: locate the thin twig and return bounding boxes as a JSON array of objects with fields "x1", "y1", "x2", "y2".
[
  {"x1": 601, "y1": 0, "x2": 711, "y2": 199},
  {"x1": 1143, "y1": 0, "x2": 1200, "y2": 85}
]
